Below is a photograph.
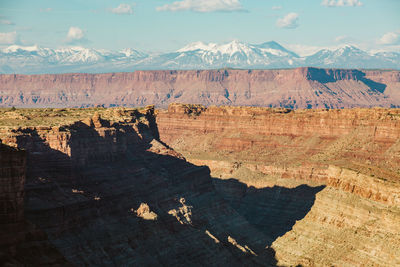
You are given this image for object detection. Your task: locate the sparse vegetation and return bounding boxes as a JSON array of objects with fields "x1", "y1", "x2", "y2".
[{"x1": 0, "y1": 107, "x2": 147, "y2": 127}]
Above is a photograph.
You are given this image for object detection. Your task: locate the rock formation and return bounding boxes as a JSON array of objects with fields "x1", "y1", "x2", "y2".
[
  {"x1": 0, "y1": 140, "x2": 68, "y2": 265},
  {"x1": 135, "y1": 203, "x2": 158, "y2": 221},
  {"x1": 0, "y1": 107, "x2": 279, "y2": 266},
  {"x1": 0, "y1": 141, "x2": 26, "y2": 258},
  {"x1": 0, "y1": 104, "x2": 399, "y2": 266},
  {"x1": 0, "y1": 67, "x2": 399, "y2": 108},
  {"x1": 156, "y1": 103, "x2": 400, "y2": 266}
]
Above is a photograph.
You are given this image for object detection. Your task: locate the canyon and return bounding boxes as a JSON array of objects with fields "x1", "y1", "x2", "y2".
[
  {"x1": 0, "y1": 104, "x2": 400, "y2": 266},
  {"x1": 0, "y1": 68, "x2": 400, "y2": 109}
]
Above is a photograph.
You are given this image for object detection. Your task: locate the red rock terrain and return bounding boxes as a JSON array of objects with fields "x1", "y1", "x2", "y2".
[
  {"x1": 0, "y1": 67, "x2": 399, "y2": 108},
  {"x1": 0, "y1": 107, "x2": 279, "y2": 266},
  {"x1": 156, "y1": 104, "x2": 400, "y2": 266},
  {"x1": 0, "y1": 104, "x2": 399, "y2": 266}
]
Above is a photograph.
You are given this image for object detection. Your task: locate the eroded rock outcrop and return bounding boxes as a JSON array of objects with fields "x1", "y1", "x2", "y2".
[{"x1": 134, "y1": 203, "x2": 158, "y2": 221}]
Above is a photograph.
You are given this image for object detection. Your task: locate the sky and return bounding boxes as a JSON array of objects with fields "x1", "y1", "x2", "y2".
[{"x1": 0, "y1": 0, "x2": 399, "y2": 55}]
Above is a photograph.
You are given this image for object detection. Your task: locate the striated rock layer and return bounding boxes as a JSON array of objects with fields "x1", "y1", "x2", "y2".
[
  {"x1": 0, "y1": 67, "x2": 400, "y2": 108},
  {"x1": 156, "y1": 104, "x2": 400, "y2": 185},
  {"x1": 156, "y1": 103, "x2": 400, "y2": 266},
  {"x1": 0, "y1": 107, "x2": 281, "y2": 266},
  {"x1": 0, "y1": 105, "x2": 399, "y2": 266}
]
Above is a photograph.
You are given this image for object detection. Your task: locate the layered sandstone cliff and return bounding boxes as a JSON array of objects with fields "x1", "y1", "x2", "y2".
[
  {"x1": 156, "y1": 104, "x2": 400, "y2": 266},
  {"x1": 0, "y1": 107, "x2": 279, "y2": 266},
  {"x1": 0, "y1": 67, "x2": 399, "y2": 108},
  {"x1": 1, "y1": 105, "x2": 399, "y2": 266},
  {"x1": 157, "y1": 104, "x2": 400, "y2": 184}
]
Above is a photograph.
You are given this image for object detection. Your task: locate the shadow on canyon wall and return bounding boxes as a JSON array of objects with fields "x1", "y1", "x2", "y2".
[
  {"x1": 213, "y1": 178, "x2": 325, "y2": 246},
  {"x1": 7, "y1": 117, "x2": 324, "y2": 266},
  {"x1": 307, "y1": 67, "x2": 387, "y2": 93}
]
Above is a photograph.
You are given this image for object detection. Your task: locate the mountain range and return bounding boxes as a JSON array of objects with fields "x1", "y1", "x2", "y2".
[{"x1": 1, "y1": 41, "x2": 399, "y2": 74}]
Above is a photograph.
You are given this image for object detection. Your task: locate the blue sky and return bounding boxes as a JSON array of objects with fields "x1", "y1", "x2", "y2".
[{"x1": 0, "y1": 0, "x2": 399, "y2": 55}]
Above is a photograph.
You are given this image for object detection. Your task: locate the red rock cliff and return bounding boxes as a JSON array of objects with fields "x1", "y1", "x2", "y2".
[
  {"x1": 0, "y1": 67, "x2": 399, "y2": 108},
  {"x1": 0, "y1": 109, "x2": 280, "y2": 266},
  {"x1": 155, "y1": 104, "x2": 400, "y2": 265},
  {"x1": 156, "y1": 104, "x2": 400, "y2": 204},
  {"x1": 1, "y1": 106, "x2": 399, "y2": 266}
]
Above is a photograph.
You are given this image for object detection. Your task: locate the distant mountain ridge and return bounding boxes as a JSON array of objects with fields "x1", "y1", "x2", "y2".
[{"x1": 0, "y1": 41, "x2": 399, "y2": 74}]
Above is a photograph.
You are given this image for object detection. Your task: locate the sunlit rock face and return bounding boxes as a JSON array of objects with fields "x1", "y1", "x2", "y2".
[
  {"x1": 0, "y1": 67, "x2": 400, "y2": 108},
  {"x1": 156, "y1": 104, "x2": 400, "y2": 266},
  {"x1": 0, "y1": 104, "x2": 399, "y2": 266}
]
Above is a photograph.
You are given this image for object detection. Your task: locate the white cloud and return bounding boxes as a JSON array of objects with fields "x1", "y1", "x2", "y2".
[
  {"x1": 378, "y1": 32, "x2": 400, "y2": 45},
  {"x1": 110, "y1": 4, "x2": 134, "y2": 14},
  {"x1": 271, "y1": 6, "x2": 282, "y2": 10},
  {"x1": 321, "y1": 0, "x2": 363, "y2": 7},
  {"x1": 66, "y1": 27, "x2": 86, "y2": 44},
  {"x1": 0, "y1": 19, "x2": 14, "y2": 25},
  {"x1": 276, "y1": 13, "x2": 299, "y2": 29},
  {"x1": 156, "y1": 0, "x2": 245, "y2": 13},
  {"x1": 0, "y1": 31, "x2": 18, "y2": 45}
]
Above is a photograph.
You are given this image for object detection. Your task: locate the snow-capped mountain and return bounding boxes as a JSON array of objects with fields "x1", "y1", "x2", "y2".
[
  {"x1": 305, "y1": 45, "x2": 400, "y2": 69},
  {"x1": 0, "y1": 41, "x2": 399, "y2": 74},
  {"x1": 0, "y1": 45, "x2": 148, "y2": 73},
  {"x1": 145, "y1": 40, "x2": 299, "y2": 69}
]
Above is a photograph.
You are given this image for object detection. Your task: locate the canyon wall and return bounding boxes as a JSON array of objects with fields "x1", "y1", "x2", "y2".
[
  {"x1": 156, "y1": 104, "x2": 400, "y2": 266},
  {"x1": 0, "y1": 107, "x2": 281, "y2": 266},
  {"x1": 0, "y1": 67, "x2": 399, "y2": 108},
  {"x1": 1, "y1": 105, "x2": 399, "y2": 266},
  {"x1": 0, "y1": 141, "x2": 26, "y2": 256},
  {"x1": 156, "y1": 104, "x2": 400, "y2": 186},
  {"x1": 0, "y1": 140, "x2": 68, "y2": 265}
]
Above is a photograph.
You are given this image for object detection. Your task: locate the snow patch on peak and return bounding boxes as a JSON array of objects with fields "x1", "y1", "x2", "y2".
[
  {"x1": 177, "y1": 41, "x2": 218, "y2": 52},
  {"x1": 119, "y1": 48, "x2": 148, "y2": 59},
  {"x1": 218, "y1": 40, "x2": 252, "y2": 55},
  {"x1": 62, "y1": 49, "x2": 104, "y2": 63},
  {"x1": 176, "y1": 40, "x2": 299, "y2": 59},
  {"x1": 328, "y1": 44, "x2": 363, "y2": 53},
  {"x1": 177, "y1": 40, "x2": 252, "y2": 54},
  {"x1": 121, "y1": 48, "x2": 136, "y2": 57}
]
